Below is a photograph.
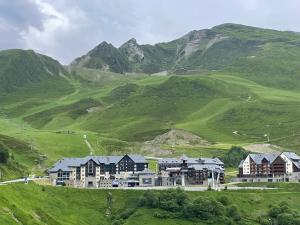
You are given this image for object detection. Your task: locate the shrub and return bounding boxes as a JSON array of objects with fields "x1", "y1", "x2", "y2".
[
  {"x1": 277, "y1": 213, "x2": 295, "y2": 225},
  {"x1": 186, "y1": 197, "x2": 225, "y2": 220},
  {"x1": 139, "y1": 191, "x2": 158, "y2": 208},
  {"x1": 218, "y1": 195, "x2": 230, "y2": 206},
  {"x1": 158, "y1": 188, "x2": 188, "y2": 212},
  {"x1": 117, "y1": 208, "x2": 136, "y2": 220},
  {"x1": 153, "y1": 211, "x2": 171, "y2": 219},
  {"x1": 226, "y1": 205, "x2": 241, "y2": 221},
  {"x1": 269, "y1": 206, "x2": 282, "y2": 218},
  {"x1": 258, "y1": 216, "x2": 271, "y2": 225}
]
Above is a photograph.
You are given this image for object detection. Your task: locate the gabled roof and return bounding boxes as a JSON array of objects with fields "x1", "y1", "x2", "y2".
[
  {"x1": 186, "y1": 157, "x2": 224, "y2": 165},
  {"x1": 188, "y1": 164, "x2": 224, "y2": 172},
  {"x1": 282, "y1": 152, "x2": 300, "y2": 169},
  {"x1": 48, "y1": 158, "x2": 83, "y2": 172},
  {"x1": 158, "y1": 156, "x2": 224, "y2": 166},
  {"x1": 282, "y1": 152, "x2": 300, "y2": 161},
  {"x1": 249, "y1": 153, "x2": 279, "y2": 165},
  {"x1": 48, "y1": 154, "x2": 147, "y2": 172},
  {"x1": 127, "y1": 154, "x2": 148, "y2": 163}
]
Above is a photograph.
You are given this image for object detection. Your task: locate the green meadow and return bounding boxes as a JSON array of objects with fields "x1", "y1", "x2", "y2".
[
  {"x1": 0, "y1": 183, "x2": 300, "y2": 225},
  {"x1": 2, "y1": 68, "x2": 300, "y2": 179}
]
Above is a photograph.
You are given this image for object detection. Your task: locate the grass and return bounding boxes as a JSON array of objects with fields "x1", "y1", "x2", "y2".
[
  {"x1": 1, "y1": 183, "x2": 300, "y2": 225},
  {"x1": 2, "y1": 69, "x2": 300, "y2": 180}
]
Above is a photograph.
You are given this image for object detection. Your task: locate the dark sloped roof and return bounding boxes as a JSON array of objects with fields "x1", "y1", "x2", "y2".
[
  {"x1": 249, "y1": 153, "x2": 279, "y2": 165},
  {"x1": 282, "y1": 152, "x2": 300, "y2": 161},
  {"x1": 128, "y1": 154, "x2": 148, "y2": 163},
  {"x1": 48, "y1": 154, "x2": 147, "y2": 172},
  {"x1": 188, "y1": 164, "x2": 224, "y2": 172},
  {"x1": 158, "y1": 156, "x2": 224, "y2": 166},
  {"x1": 48, "y1": 158, "x2": 83, "y2": 172}
]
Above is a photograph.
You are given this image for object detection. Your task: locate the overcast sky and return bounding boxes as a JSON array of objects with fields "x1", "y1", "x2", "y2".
[{"x1": 0, "y1": 0, "x2": 299, "y2": 64}]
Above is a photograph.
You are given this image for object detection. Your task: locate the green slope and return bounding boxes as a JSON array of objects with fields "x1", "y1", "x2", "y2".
[
  {"x1": 2, "y1": 24, "x2": 300, "y2": 179},
  {"x1": 0, "y1": 49, "x2": 74, "y2": 105},
  {"x1": 1, "y1": 183, "x2": 300, "y2": 225}
]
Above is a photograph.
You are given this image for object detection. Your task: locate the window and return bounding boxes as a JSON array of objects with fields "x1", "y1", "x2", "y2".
[
  {"x1": 88, "y1": 160, "x2": 94, "y2": 175},
  {"x1": 57, "y1": 171, "x2": 70, "y2": 181},
  {"x1": 76, "y1": 167, "x2": 81, "y2": 180}
]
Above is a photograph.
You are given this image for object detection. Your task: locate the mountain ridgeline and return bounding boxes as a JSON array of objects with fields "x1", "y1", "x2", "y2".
[{"x1": 71, "y1": 23, "x2": 300, "y2": 82}]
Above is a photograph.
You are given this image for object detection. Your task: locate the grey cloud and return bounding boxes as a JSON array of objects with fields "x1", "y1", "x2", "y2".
[
  {"x1": 1, "y1": 0, "x2": 300, "y2": 64},
  {"x1": 0, "y1": 0, "x2": 48, "y2": 31}
]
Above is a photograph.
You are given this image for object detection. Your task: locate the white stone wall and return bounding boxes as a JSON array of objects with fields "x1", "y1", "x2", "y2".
[
  {"x1": 81, "y1": 166, "x2": 86, "y2": 187},
  {"x1": 242, "y1": 155, "x2": 250, "y2": 175},
  {"x1": 96, "y1": 166, "x2": 100, "y2": 187},
  {"x1": 281, "y1": 153, "x2": 293, "y2": 174}
]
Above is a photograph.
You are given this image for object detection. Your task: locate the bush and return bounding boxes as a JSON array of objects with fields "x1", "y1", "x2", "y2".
[
  {"x1": 186, "y1": 197, "x2": 225, "y2": 220},
  {"x1": 158, "y1": 188, "x2": 188, "y2": 212},
  {"x1": 258, "y1": 216, "x2": 271, "y2": 225},
  {"x1": 226, "y1": 205, "x2": 241, "y2": 221},
  {"x1": 117, "y1": 208, "x2": 136, "y2": 220},
  {"x1": 0, "y1": 144, "x2": 9, "y2": 163},
  {"x1": 143, "y1": 191, "x2": 158, "y2": 208},
  {"x1": 277, "y1": 213, "x2": 295, "y2": 225},
  {"x1": 218, "y1": 196, "x2": 230, "y2": 206},
  {"x1": 153, "y1": 211, "x2": 171, "y2": 219}
]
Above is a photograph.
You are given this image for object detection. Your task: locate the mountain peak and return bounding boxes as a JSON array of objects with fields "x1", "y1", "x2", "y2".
[
  {"x1": 120, "y1": 38, "x2": 139, "y2": 49},
  {"x1": 128, "y1": 38, "x2": 137, "y2": 44}
]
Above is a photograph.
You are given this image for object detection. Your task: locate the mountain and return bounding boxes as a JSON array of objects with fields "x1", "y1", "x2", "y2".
[
  {"x1": 0, "y1": 49, "x2": 75, "y2": 104},
  {"x1": 71, "y1": 41, "x2": 130, "y2": 74},
  {"x1": 71, "y1": 23, "x2": 300, "y2": 81},
  {"x1": 0, "y1": 49, "x2": 69, "y2": 91}
]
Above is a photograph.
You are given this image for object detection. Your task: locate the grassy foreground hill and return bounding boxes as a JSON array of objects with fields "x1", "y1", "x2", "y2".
[{"x1": 1, "y1": 183, "x2": 300, "y2": 225}]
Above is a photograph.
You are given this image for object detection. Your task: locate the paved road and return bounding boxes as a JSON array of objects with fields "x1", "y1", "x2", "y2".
[
  {"x1": 0, "y1": 178, "x2": 277, "y2": 191},
  {"x1": 91, "y1": 185, "x2": 277, "y2": 191}
]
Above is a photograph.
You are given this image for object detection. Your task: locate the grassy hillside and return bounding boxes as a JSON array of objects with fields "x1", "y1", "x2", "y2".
[
  {"x1": 0, "y1": 134, "x2": 40, "y2": 180},
  {"x1": 2, "y1": 24, "x2": 300, "y2": 180},
  {"x1": 1, "y1": 183, "x2": 300, "y2": 225},
  {"x1": 0, "y1": 49, "x2": 74, "y2": 106}
]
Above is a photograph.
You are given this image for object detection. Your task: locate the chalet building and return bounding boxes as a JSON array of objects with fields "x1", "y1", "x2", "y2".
[
  {"x1": 158, "y1": 155, "x2": 225, "y2": 186},
  {"x1": 237, "y1": 152, "x2": 300, "y2": 182},
  {"x1": 48, "y1": 155, "x2": 149, "y2": 188}
]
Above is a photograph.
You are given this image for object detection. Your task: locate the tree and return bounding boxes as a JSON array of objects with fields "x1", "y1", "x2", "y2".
[
  {"x1": 0, "y1": 144, "x2": 9, "y2": 163},
  {"x1": 222, "y1": 146, "x2": 249, "y2": 167},
  {"x1": 187, "y1": 197, "x2": 225, "y2": 220}
]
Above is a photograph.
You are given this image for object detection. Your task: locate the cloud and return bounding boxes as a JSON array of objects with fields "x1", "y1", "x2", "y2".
[{"x1": 0, "y1": 0, "x2": 300, "y2": 64}]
